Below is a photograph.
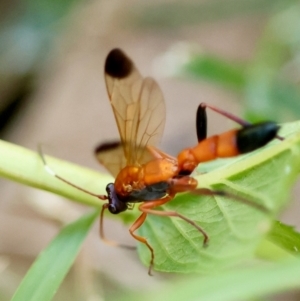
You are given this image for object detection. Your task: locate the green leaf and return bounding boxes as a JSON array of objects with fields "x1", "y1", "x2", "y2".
[
  {"x1": 11, "y1": 210, "x2": 99, "y2": 301},
  {"x1": 244, "y1": 4, "x2": 300, "y2": 121},
  {"x1": 138, "y1": 122, "x2": 300, "y2": 272},
  {"x1": 256, "y1": 238, "x2": 294, "y2": 262},
  {"x1": 267, "y1": 221, "x2": 300, "y2": 255},
  {"x1": 0, "y1": 139, "x2": 111, "y2": 208},
  {"x1": 182, "y1": 53, "x2": 246, "y2": 90},
  {"x1": 156, "y1": 46, "x2": 246, "y2": 92},
  {"x1": 1, "y1": 122, "x2": 300, "y2": 275},
  {"x1": 0, "y1": 140, "x2": 135, "y2": 224},
  {"x1": 117, "y1": 259, "x2": 300, "y2": 301}
]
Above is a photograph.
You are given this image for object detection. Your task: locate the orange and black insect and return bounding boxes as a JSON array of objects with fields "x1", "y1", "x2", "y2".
[{"x1": 41, "y1": 48, "x2": 280, "y2": 275}]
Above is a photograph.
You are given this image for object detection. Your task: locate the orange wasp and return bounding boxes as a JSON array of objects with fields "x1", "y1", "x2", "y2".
[{"x1": 42, "y1": 48, "x2": 280, "y2": 275}]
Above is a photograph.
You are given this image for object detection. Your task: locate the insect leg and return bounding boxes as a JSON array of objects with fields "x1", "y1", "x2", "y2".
[
  {"x1": 196, "y1": 103, "x2": 207, "y2": 142},
  {"x1": 38, "y1": 147, "x2": 136, "y2": 249},
  {"x1": 128, "y1": 212, "x2": 155, "y2": 275},
  {"x1": 194, "y1": 188, "x2": 269, "y2": 213},
  {"x1": 139, "y1": 198, "x2": 209, "y2": 246},
  {"x1": 133, "y1": 197, "x2": 209, "y2": 275},
  {"x1": 99, "y1": 204, "x2": 136, "y2": 249},
  {"x1": 168, "y1": 176, "x2": 198, "y2": 193}
]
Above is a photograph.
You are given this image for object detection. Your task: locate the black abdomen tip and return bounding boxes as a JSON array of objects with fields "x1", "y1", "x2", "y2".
[
  {"x1": 237, "y1": 122, "x2": 280, "y2": 154},
  {"x1": 105, "y1": 48, "x2": 133, "y2": 79}
]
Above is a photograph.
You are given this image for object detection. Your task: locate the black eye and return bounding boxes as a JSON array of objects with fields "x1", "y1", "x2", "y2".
[
  {"x1": 108, "y1": 204, "x2": 117, "y2": 214},
  {"x1": 106, "y1": 183, "x2": 114, "y2": 195}
]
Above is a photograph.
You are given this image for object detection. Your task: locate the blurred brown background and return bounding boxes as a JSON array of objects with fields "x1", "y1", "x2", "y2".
[{"x1": 1, "y1": 0, "x2": 300, "y2": 300}]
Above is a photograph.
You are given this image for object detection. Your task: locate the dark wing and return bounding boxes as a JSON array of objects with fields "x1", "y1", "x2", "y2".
[
  {"x1": 103, "y1": 48, "x2": 165, "y2": 167},
  {"x1": 95, "y1": 141, "x2": 126, "y2": 178}
]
